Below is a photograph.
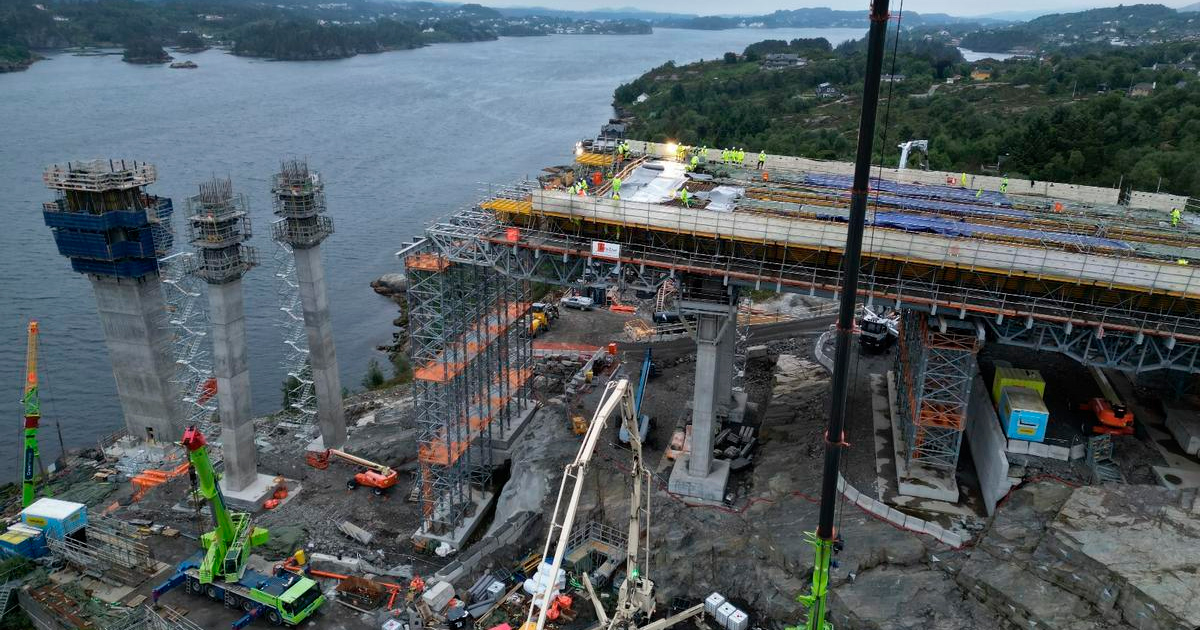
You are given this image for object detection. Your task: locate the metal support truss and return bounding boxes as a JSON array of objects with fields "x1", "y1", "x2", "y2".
[
  {"x1": 895, "y1": 310, "x2": 981, "y2": 470},
  {"x1": 403, "y1": 244, "x2": 532, "y2": 537},
  {"x1": 986, "y1": 315, "x2": 1200, "y2": 374}
]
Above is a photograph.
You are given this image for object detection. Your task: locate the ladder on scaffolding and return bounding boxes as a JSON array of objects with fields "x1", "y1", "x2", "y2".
[
  {"x1": 1086, "y1": 435, "x2": 1125, "y2": 484},
  {"x1": 0, "y1": 580, "x2": 19, "y2": 622},
  {"x1": 654, "y1": 279, "x2": 677, "y2": 313}
]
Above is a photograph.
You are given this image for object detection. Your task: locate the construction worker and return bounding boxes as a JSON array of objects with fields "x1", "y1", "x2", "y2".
[
  {"x1": 1172, "y1": 207, "x2": 1182, "y2": 227},
  {"x1": 579, "y1": 178, "x2": 589, "y2": 196},
  {"x1": 960, "y1": 172, "x2": 968, "y2": 187},
  {"x1": 700, "y1": 145, "x2": 708, "y2": 163},
  {"x1": 612, "y1": 176, "x2": 622, "y2": 200},
  {"x1": 738, "y1": 148, "x2": 746, "y2": 165},
  {"x1": 676, "y1": 144, "x2": 686, "y2": 162},
  {"x1": 1000, "y1": 176, "x2": 1009, "y2": 194},
  {"x1": 721, "y1": 148, "x2": 729, "y2": 164},
  {"x1": 757, "y1": 150, "x2": 766, "y2": 170},
  {"x1": 688, "y1": 155, "x2": 699, "y2": 172},
  {"x1": 678, "y1": 186, "x2": 691, "y2": 208},
  {"x1": 976, "y1": 187, "x2": 984, "y2": 199}
]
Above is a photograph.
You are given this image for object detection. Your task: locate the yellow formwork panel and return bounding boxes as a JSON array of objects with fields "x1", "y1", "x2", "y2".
[
  {"x1": 481, "y1": 198, "x2": 533, "y2": 214},
  {"x1": 992, "y1": 367, "x2": 1046, "y2": 405},
  {"x1": 576, "y1": 152, "x2": 614, "y2": 167}
]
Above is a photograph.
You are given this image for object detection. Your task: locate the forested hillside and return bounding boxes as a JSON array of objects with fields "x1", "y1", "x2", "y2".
[{"x1": 614, "y1": 37, "x2": 1200, "y2": 197}]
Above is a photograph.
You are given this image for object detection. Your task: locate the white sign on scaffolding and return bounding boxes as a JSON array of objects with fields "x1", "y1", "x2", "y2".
[{"x1": 591, "y1": 241, "x2": 621, "y2": 260}]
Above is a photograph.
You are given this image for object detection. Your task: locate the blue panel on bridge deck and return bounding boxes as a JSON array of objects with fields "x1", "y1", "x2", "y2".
[
  {"x1": 804, "y1": 173, "x2": 1014, "y2": 207},
  {"x1": 871, "y1": 212, "x2": 1135, "y2": 251}
]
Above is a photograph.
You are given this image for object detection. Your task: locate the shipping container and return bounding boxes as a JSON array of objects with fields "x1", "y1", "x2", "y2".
[
  {"x1": 1000, "y1": 386, "x2": 1050, "y2": 442},
  {"x1": 992, "y1": 367, "x2": 1045, "y2": 406},
  {"x1": 0, "y1": 524, "x2": 47, "y2": 558}
]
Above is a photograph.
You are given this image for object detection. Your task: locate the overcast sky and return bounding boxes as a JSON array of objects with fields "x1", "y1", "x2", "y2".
[{"x1": 493, "y1": 0, "x2": 1197, "y2": 18}]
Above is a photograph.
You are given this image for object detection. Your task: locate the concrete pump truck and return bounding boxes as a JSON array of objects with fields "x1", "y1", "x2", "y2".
[{"x1": 153, "y1": 426, "x2": 325, "y2": 628}]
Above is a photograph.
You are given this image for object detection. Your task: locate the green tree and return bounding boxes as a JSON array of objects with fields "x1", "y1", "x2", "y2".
[{"x1": 362, "y1": 359, "x2": 386, "y2": 390}]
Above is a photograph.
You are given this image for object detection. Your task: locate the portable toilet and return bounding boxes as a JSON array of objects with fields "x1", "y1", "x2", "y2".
[
  {"x1": 992, "y1": 367, "x2": 1045, "y2": 407},
  {"x1": 999, "y1": 386, "x2": 1050, "y2": 442},
  {"x1": 20, "y1": 498, "x2": 87, "y2": 540}
]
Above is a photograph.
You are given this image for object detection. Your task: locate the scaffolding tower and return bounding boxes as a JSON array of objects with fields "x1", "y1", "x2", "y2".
[
  {"x1": 273, "y1": 242, "x2": 318, "y2": 428},
  {"x1": 404, "y1": 252, "x2": 533, "y2": 539},
  {"x1": 895, "y1": 310, "x2": 981, "y2": 470},
  {"x1": 159, "y1": 252, "x2": 216, "y2": 433}
]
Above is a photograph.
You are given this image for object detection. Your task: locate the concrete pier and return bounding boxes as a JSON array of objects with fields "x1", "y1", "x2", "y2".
[
  {"x1": 90, "y1": 276, "x2": 181, "y2": 442},
  {"x1": 271, "y1": 160, "x2": 346, "y2": 450},
  {"x1": 293, "y1": 244, "x2": 346, "y2": 450},
  {"x1": 669, "y1": 292, "x2": 738, "y2": 503},
  {"x1": 41, "y1": 160, "x2": 182, "y2": 441},
  {"x1": 185, "y1": 177, "x2": 265, "y2": 495},
  {"x1": 208, "y1": 281, "x2": 257, "y2": 490}
]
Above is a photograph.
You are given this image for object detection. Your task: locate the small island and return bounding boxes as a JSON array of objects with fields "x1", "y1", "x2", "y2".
[
  {"x1": 122, "y1": 38, "x2": 172, "y2": 64},
  {"x1": 169, "y1": 60, "x2": 198, "y2": 69}
]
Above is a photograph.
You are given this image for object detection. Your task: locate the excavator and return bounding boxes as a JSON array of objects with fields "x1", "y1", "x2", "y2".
[
  {"x1": 20, "y1": 321, "x2": 44, "y2": 508},
  {"x1": 524, "y1": 379, "x2": 706, "y2": 630},
  {"x1": 153, "y1": 427, "x2": 326, "y2": 627},
  {"x1": 306, "y1": 448, "x2": 398, "y2": 495}
]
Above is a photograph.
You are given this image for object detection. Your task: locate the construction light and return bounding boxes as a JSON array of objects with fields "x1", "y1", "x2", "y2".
[
  {"x1": 575, "y1": 142, "x2": 584, "y2": 156},
  {"x1": 664, "y1": 142, "x2": 678, "y2": 156}
]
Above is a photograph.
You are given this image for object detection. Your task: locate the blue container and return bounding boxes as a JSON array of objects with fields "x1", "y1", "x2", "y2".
[
  {"x1": 0, "y1": 525, "x2": 48, "y2": 559},
  {"x1": 20, "y1": 498, "x2": 87, "y2": 540},
  {"x1": 999, "y1": 386, "x2": 1050, "y2": 442}
]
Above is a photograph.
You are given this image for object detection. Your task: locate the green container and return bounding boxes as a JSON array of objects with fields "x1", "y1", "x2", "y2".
[{"x1": 992, "y1": 367, "x2": 1045, "y2": 406}]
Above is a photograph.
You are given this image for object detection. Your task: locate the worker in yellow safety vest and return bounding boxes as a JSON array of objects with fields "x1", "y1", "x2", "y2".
[
  {"x1": 700, "y1": 146, "x2": 708, "y2": 163},
  {"x1": 721, "y1": 148, "x2": 729, "y2": 164},
  {"x1": 676, "y1": 144, "x2": 687, "y2": 161},
  {"x1": 1000, "y1": 176, "x2": 1009, "y2": 194},
  {"x1": 757, "y1": 150, "x2": 766, "y2": 170},
  {"x1": 679, "y1": 186, "x2": 691, "y2": 207},
  {"x1": 960, "y1": 172, "x2": 968, "y2": 187},
  {"x1": 976, "y1": 187, "x2": 983, "y2": 199},
  {"x1": 579, "y1": 178, "x2": 589, "y2": 196},
  {"x1": 738, "y1": 148, "x2": 746, "y2": 165},
  {"x1": 612, "y1": 176, "x2": 622, "y2": 200},
  {"x1": 1172, "y1": 208, "x2": 1182, "y2": 227},
  {"x1": 688, "y1": 155, "x2": 699, "y2": 172}
]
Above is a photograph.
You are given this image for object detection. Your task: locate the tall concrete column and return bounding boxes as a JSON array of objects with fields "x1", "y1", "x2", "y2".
[
  {"x1": 689, "y1": 314, "x2": 722, "y2": 477},
  {"x1": 42, "y1": 159, "x2": 181, "y2": 442},
  {"x1": 186, "y1": 177, "x2": 260, "y2": 493},
  {"x1": 293, "y1": 244, "x2": 346, "y2": 449},
  {"x1": 270, "y1": 160, "x2": 346, "y2": 450},
  {"x1": 209, "y1": 282, "x2": 256, "y2": 490},
  {"x1": 90, "y1": 276, "x2": 181, "y2": 442},
  {"x1": 715, "y1": 305, "x2": 738, "y2": 411}
]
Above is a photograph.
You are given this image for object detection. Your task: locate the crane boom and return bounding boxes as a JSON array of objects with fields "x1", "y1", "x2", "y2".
[
  {"x1": 525, "y1": 378, "x2": 647, "y2": 630},
  {"x1": 21, "y1": 321, "x2": 42, "y2": 508},
  {"x1": 181, "y1": 426, "x2": 267, "y2": 584},
  {"x1": 328, "y1": 449, "x2": 392, "y2": 474}
]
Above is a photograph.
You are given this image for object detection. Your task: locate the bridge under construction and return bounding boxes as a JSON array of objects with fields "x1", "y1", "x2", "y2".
[{"x1": 398, "y1": 138, "x2": 1200, "y2": 530}]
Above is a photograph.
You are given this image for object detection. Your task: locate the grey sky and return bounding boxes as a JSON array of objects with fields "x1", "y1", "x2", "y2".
[{"x1": 493, "y1": 0, "x2": 1197, "y2": 18}]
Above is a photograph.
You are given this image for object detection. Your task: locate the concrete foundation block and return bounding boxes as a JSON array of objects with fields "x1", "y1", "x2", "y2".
[
  {"x1": 668, "y1": 455, "x2": 730, "y2": 503},
  {"x1": 219, "y1": 473, "x2": 294, "y2": 512}
]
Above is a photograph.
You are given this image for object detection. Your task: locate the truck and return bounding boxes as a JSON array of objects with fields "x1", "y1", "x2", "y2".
[
  {"x1": 154, "y1": 427, "x2": 326, "y2": 627},
  {"x1": 858, "y1": 309, "x2": 897, "y2": 353},
  {"x1": 531, "y1": 302, "x2": 559, "y2": 337}
]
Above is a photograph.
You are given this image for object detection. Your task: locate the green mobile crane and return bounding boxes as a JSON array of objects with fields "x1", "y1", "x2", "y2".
[
  {"x1": 21, "y1": 321, "x2": 42, "y2": 508},
  {"x1": 153, "y1": 426, "x2": 325, "y2": 628}
]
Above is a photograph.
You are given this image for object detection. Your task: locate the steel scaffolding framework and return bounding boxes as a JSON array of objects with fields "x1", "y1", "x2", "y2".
[
  {"x1": 273, "y1": 242, "x2": 318, "y2": 427},
  {"x1": 404, "y1": 249, "x2": 533, "y2": 537},
  {"x1": 895, "y1": 310, "x2": 981, "y2": 470},
  {"x1": 159, "y1": 252, "x2": 216, "y2": 432}
]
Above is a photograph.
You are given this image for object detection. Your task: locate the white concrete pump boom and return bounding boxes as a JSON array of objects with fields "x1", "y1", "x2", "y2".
[{"x1": 524, "y1": 378, "x2": 650, "y2": 630}]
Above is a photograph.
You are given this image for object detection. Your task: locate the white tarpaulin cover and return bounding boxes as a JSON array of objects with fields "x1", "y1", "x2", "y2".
[
  {"x1": 698, "y1": 185, "x2": 745, "y2": 212},
  {"x1": 621, "y1": 160, "x2": 688, "y2": 204}
]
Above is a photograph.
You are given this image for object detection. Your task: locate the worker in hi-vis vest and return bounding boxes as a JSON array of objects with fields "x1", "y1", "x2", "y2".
[
  {"x1": 757, "y1": 150, "x2": 766, "y2": 170},
  {"x1": 1172, "y1": 208, "x2": 1182, "y2": 227},
  {"x1": 612, "y1": 176, "x2": 622, "y2": 200},
  {"x1": 679, "y1": 186, "x2": 691, "y2": 208}
]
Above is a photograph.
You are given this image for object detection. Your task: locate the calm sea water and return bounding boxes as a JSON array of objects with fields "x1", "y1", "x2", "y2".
[{"x1": 0, "y1": 27, "x2": 864, "y2": 478}]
